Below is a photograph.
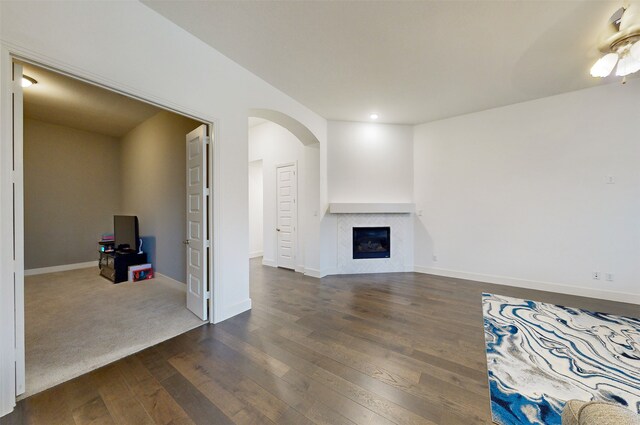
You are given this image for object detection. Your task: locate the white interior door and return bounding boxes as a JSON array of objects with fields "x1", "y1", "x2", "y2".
[
  {"x1": 12, "y1": 62, "x2": 26, "y2": 397},
  {"x1": 276, "y1": 163, "x2": 297, "y2": 270},
  {"x1": 185, "y1": 125, "x2": 209, "y2": 320}
]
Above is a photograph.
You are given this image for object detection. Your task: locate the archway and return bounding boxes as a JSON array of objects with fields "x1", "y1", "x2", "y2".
[
  {"x1": 249, "y1": 109, "x2": 321, "y2": 146},
  {"x1": 247, "y1": 109, "x2": 321, "y2": 276}
]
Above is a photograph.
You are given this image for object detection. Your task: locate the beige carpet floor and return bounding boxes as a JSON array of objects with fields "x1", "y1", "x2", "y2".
[{"x1": 23, "y1": 267, "x2": 205, "y2": 398}]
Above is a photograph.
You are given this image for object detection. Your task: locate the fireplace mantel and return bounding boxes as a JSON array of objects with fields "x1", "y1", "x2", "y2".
[{"x1": 329, "y1": 203, "x2": 414, "y2": 214}]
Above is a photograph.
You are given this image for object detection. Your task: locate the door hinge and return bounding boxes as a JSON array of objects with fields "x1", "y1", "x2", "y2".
[
  {"x1": 204, "y1": 136, "x2": 210, "y2": 145},
  {"x1": 204, "y1": 188, "x2": 210, "y2": 196},
  {"x1": 204, "y1": 291, "x2": 211, "y2": 300},
  {"x1": 205, "y1": 240, "x2": 211, "y2": 248}
]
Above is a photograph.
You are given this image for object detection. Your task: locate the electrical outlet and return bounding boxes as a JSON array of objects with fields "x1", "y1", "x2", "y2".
[
  {"x1": 605, "y1": 273, "x2": 614, "y2": 282},
  {"x1": 592, "y1": 272, "x2": 600, "y2": 280}
]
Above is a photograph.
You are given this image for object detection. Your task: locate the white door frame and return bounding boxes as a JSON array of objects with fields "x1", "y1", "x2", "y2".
[
  {"x1": 275, "y1": 161, "x2": 298, "y2": 270},
  {"x1": 10, "y1": 61, "x2": 25, "y2": 399},
  {"x1": 0, "y1": 46, "x2": 19, "y2": 417},
  {"x1": 0, "y1": 45, "x2": 221, "y2": 415}
]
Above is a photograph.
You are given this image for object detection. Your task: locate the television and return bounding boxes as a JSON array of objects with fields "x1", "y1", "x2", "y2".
[{"x1": 114, "y1": 215, "x2": 139, "y2": 252}]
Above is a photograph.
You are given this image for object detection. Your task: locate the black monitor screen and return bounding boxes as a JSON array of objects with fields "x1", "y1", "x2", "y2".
[{"x1": 114, "y1": 215, "x2": 139, "y2": 251}]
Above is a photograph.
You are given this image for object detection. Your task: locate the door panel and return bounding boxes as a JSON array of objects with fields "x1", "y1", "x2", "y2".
[
  {"x1": 276, "y1": 163, "x2": 297, "y2": 270},
  {"x1": 185, "y1": 125, "x2": 208, "y2": 320}
]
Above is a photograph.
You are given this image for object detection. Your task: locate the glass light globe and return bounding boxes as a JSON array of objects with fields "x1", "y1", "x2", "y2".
[
  {"x1": 630, "y1": 39, "x2": 640, "y2": 61},
  {"x1": 615, "y1": 53, "x2": 640, "y2": 76},
  {"x1": 590, "y1": 53, "x2": 618, "y2": 77}
]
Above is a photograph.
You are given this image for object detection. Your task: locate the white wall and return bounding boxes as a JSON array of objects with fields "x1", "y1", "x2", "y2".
[
  {"x1": 248, "y1": 160, "x2": 263, "y2": 258},
  {"x1": 0, "y1": 1, "x2": 327, "y2": 413},
  {"x1": 249, "y1": 121, "x2": 319, "y2": 273},
  {"x1": 328, "y1": 121, "x2": 414, "y2": 202},
  {"x1": 414, "y1": 80, "x2": 640, "y2": 303}
]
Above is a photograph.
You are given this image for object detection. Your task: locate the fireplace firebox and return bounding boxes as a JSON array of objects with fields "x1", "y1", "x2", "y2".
[{"x1": 353, "y1": 227, "x2": 390, "y2": 259}]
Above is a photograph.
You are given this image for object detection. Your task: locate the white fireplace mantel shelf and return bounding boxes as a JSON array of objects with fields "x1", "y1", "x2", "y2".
[{"x1": 329, "y1": 203, "x2": 415, "y2": 214}]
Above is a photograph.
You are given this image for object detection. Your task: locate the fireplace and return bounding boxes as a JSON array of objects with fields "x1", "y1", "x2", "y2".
[{"x1": 353, "y1": 227, "x2": 390, "y2": 259}]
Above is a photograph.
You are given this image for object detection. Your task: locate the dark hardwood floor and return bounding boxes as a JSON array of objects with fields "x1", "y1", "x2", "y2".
[{"x1": 2, "y1": 259, "x2": 638, "y2": 424}]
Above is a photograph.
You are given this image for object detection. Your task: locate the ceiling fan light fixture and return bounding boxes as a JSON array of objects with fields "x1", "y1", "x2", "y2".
[
  {"x1": 615, "y1": 51, "x2": 640, "y2": 76},
  {"x1": 630, "y1": 39, "x2": 640, "y2": 60},
  {"x1": 590, "y1": 53, "x2": 619, "y2": 77},
  {"x1": 590, "y1": 2, "x2": 640, "y2": 79}
]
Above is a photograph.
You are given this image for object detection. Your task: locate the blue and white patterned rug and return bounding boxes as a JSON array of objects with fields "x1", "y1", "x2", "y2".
[{"x1": 483, "y1": 293, "x2": 640, "y2": 425}]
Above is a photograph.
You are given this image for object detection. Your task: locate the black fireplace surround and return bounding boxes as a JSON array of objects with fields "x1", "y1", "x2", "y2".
[{"x1": 353, "y1": 227, "x2": 390, "y2": 259}]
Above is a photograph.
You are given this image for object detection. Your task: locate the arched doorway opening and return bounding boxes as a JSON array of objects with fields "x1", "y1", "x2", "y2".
[{"x1": 247, "y1": 109, "x2": 320, "y2": 276}]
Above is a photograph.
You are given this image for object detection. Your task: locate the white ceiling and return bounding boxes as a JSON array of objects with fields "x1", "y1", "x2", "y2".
[
  {"x1": 143, "y1": 1, "x2": 627, "y2": 125},
  {"x1": 21, "y1": 63, "x2": 161, "y2": 138}
]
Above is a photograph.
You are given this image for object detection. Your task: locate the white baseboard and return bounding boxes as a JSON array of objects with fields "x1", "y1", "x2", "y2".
[
  {"x1": 215, "y1": 298, "x2": 252, "y2": 324},
  {"x1": 262, "y1": 258, "x2": 277, "y2": 268},
  {"x1": 155, "y1": 273, "x2": 185, "y2": 286},
  {"x1": 414, "y1": 265, "x2": 640, "y2": 305},
  {"x1": 25, "y1": 261, "x2": 97, "y2": 276},
  {"x1": 249, "y1": 251, "x2": 263, "y2": 259},
  {"x1": 260, "y1": 258, "x2": 305, "y2": 274},
  {"x1": 313, "y1": 267, "x2": 337, "y2": 278},
  {"x1": 304, "y1": 268, "x2": 323, "y2": 278}
]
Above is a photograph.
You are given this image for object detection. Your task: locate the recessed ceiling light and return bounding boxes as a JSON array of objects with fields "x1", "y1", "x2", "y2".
[
  {"x1": 21, "y1": 76, "x2": 37, "y2": 88},
  {"x1": 369, "y1": 113, "x2": 379, "y2": 120}
]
